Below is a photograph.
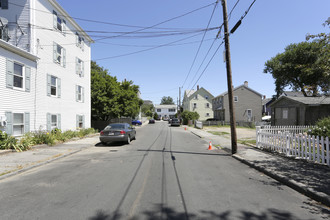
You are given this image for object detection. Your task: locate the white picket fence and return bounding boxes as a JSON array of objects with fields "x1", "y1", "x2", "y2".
[
  {"x1": 256, "y1": 126, "x2": 330, "y2": 166},
  {"x1": 260, "y1": 125, "x2": 313, "y2": 134}
]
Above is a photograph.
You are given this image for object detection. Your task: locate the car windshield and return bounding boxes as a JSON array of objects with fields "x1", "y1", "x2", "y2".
[
  {"x1": 104, "y1": 124, "x2": 125, "y2": 130},
  {"x1": 172, "y1": 119, "x2": 179, "y2": 122}
]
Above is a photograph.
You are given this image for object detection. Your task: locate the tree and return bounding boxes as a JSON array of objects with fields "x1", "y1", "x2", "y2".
[
  {"x1": 181, "y1": 110, "x2": 200, "y2": 125},
  {"x1": 141, "y1": 103, "x2": 154, "y2": 117},
  {"x1": 153, "y1": 112, "x2": 159, "y2": 120},
  {"x1": 264, "y1": 21, "x2": 330, "y2": 97},
  {"x1": 160, "y1": 96, "x2": 174, "y2": 105},
  {"x1": 91, "y1": 61, "x2": 143, "y2": 120}
]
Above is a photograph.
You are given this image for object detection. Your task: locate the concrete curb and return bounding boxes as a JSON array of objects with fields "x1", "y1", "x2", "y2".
[{"x1": 232, "y1": 154, "x2": 330, "y2": 207}]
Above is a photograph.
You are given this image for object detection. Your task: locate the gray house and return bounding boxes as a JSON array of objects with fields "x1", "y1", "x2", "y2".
[
  {"x1": 212, "y1": 81, "x2": 262, "y2": 124},
  {"x1": 270, "y1": 96, "x2": 330, "y2": 126}
]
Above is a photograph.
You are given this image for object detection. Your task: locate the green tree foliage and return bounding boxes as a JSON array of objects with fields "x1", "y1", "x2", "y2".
[
  {"x1": 307, "y1": 116, "x2": 330, "y2": 138},
  {"x1": 153, "y1": 112, "x2": 159, "y2": 120},
  {"x1": 160, "y1": 96, "x2": 175, "y2": 105},
  {"x1": 141, "y1": 104, "x2": 154, "y2": 117},
  {"x1": 181, "y1": 110, "x2": 200, "y2": 125},
  {"x1": 264, "y1": 21, "x2": 329, "y2": 97},
  {"x1": 91, "y1": 61, "x2": 143, "y2": 120}
]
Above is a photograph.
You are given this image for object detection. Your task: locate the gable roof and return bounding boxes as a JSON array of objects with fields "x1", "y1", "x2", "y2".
[
  {"x1": 184, "y1": 90, "x2": 195, "y2": 98},
  {"x1": 270, "y1": 96, "x2": 330, "y2": 107},
  {"x1": 185, "y1": 87, "x2": 214, "y2": 100},
  {"x1": 154, "y1": 104, "x2": 177, "y2": 109},
  {"x1": 214, "y1": 84, "x2": 262, "y2": 99}
]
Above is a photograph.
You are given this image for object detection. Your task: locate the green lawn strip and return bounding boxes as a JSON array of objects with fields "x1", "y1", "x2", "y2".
[
  {"x1": 237, "y1": 139, "x2": 256, "y2": 146},
  {"x1": 207, "y1": 131, "x2": 230, "y2": 136}
]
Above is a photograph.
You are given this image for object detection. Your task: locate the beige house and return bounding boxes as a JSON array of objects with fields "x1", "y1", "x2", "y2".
[
  {"x1": 212, "y1": 81, "x2": 262, "y2": 123},
  {"x1": 182, "y1": 86, "x2": 214, "y2": 121}
]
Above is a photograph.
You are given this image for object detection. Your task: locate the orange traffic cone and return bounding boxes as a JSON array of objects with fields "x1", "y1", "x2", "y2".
[{"x1": 208, "y1": 141, "x2": 212, "y2": 150}]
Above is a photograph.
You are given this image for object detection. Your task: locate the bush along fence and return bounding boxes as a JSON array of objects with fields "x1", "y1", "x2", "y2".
[
  {"x1": 0, "y1": 128, "x2": 97, "y2": 152},
  {"x1": 256, "y1": 126, "x2": 330, "y2": 167}
]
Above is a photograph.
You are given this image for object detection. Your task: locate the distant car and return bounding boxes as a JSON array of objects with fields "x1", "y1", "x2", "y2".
[
  {"x1": 149, "y1": 119, "x2": 155, "y2": 124},
  {"x1": 99, "y1": 123, "x2": 136, "y2": 145},
  {"x1": 132, "y1": 120, "x2": 142, "y2": 125},
  {"x1": 168, "y1": 119, "x2": 172, "y2": 124},
  {"x1": 170, "y1": 118, "x2": 180, "y2": 126}
]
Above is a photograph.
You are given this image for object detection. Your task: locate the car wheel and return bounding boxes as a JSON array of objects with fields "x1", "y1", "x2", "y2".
[{"x1": 127, "y1": 136, "x2": 131, "y2": 144}]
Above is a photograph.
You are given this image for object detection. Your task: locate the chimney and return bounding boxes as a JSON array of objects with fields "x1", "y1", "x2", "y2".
[
  {"x1": 197, "y1": 85, "x2": 199, "y2": 90},
  {"x1": 263, "y1": 95, "x2": 266, "y2": 99},
  {"x1": 244, "y1": 81, "x2": 248, "y2": 87}
]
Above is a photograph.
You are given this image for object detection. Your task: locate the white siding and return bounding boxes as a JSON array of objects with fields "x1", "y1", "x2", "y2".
[{"x1": 0, "y1": 0, "x2": 92, "y2": 133}]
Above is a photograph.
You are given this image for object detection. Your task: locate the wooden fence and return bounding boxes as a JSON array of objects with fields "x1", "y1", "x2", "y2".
[{"x1": 256, "y1": 126, "x2": 329, "y2": 166}]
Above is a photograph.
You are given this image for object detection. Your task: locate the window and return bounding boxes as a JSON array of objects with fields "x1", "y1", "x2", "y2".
[
  {"x1": 234, "y1": 96, "x2": 238, "y2": 102},
  {"x1": 53, "y1": 42, "x2": 66, "y2": 67},
  {"x1": 77, "y1": 115, "x2": 84, "y2": 128},
  {"x1": 206, "y1": 103, "x2": 210, "y2": 108},
  {"x1": 247, "y1": 109, "x2": 252, "y2": 121},
  {"x1": 169, "y1": 109, "x2": 176, "y2": 112},
  {"x1": 13, "y1": 113, "x2": 24, "y2": 136},
  {"x1": 47, "y1": 113, "x2": 60, "y2": 131},
  {"x1": 51, "y1": 114, "x2": 57, "y2": 130},
  {"x1": 76, "y1": 32, "x2": 84, "y2": 50},
  {"x1": 157, "y1": 109, "x2": 161, "y2": 112},
  {"x1": 0, "y1": 25, "x2": 9, "y2": 41},
  {"x1": 76, "y1": 58, "x2": 84, "y2": 77},
  {"x1": 13, "y1": 63, "x2": 24, "y2": 89},
  {"x1": 0, "y1": 0, "x2": 8, "y2": 9},
  {"x1": 47, "y1": 75, "x2": 61, "y2": 98},
  {"x1": 76, "y1": 85, "x2": 84, "y2": 102},
  {"x1": 53, "y1": 10, "x2": 66, "y2": 34},
  {"x1": 194, "y1": 95, "x2": 198, "y2": 100},
  {"x1": 206, "y1": 113, "x2": 210, "y2": 117},
  {"x1": 282, "y1": 109, "x2": 288, "y2": 119},
  {"x1": 6, "y1": 59, "x2": 31, "y2": 92},
  {"x1": 51, "y1": 76, "x2": 57, "y2": 96},
  {"x1": 205, "y1": 95, "x2": 209, "y2": 100},
  {"x1": 193, "y1": 103, "x2": 197, "y2": 109}
]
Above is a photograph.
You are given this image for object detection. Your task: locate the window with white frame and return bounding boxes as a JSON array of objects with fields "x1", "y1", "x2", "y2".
[
  {"x1": 76, "y1": 58, "x2": 84, "y2": 77},
  {"x1": 76, "y1": 32, "x2": 84, "y2": 49},
  {"x1": 51, "y1": 114, "x2": 57, "y2": 130},
  {"x1": 77, "y1": 115, "x2": 84, "y2": 128},
  {"x1": 205, "y1": 103, "x2": 210, "y2": 108},
  {"x1": 13, "y1": 62, "x2": 24, "y2": 89},
  {"x1": 205, "y1": 95, "x2": 208, "y2": 100},
  {"x1": 157, "y1": 109, "x2": 161, "y2": 112},
  {"x1": 282, "y1": 109, "x2": 288, "y2": 119},
  {"x1": 193, "y1": 103, "x2": 197, "y2": 109},
  {"x1": 0, "y1": 0, "x2": 8, "y2": 9},
  {"x1": 53, "y1": 10, "x2": 66, "y2": 33},
  {"x1": 169, "y1": 109, "x2": 176, "y2": 112},
  {"x1": 205, "y1": 113, "x2": 210, "y2": 117},
  {"x1": 53, "y1": 42, "x2": 66, "y2": 67},
  {"x1": 76, "y1": 85, "x2": 84, "y2": 102},
  {"x1": 50, "y1": 76, "x2": 57, "y2": 96},
  {"x1": 194, "y1": 95, "x2": 198, "y2": 100},
  {"x1": 234, "y1": 96, "x2": 238, "y2": 102},
  {"x1": 247, "y1": 109, "x2": 252, "y2": 121},
  {"x1": 13, "y1": 113, "x2": 24, "y2": 136}
]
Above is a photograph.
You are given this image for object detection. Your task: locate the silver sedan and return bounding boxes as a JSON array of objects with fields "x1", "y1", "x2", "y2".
[{"x1": 99, "y1": 123, "x2": 136, "y2": 145}]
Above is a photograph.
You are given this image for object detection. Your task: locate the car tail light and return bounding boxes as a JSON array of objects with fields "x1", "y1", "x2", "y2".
[
  {"x1": 120, "y1": 130, "x2": 126, "y2": 134},
  {"x1": 100, "y1": 131, "x2": 104, "y2": 135}
]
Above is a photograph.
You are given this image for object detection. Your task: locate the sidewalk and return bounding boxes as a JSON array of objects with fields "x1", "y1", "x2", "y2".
[
  {"x1": 0, "y1": 135, "x2": 100, "y2": 181},
  {"x1": 188, "y1": 126, "x2": 330, "y2": 207}
]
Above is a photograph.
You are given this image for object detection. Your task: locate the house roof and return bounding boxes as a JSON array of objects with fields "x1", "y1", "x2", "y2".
[
  {"x1": 50, "y1": 0, "x2": 94, "y2": 43},
  {"x1": 184, "y1": 90, "x2": 195, "y2": 98},
  {"x1": 154, "y1": 104, "x2": 177, "y2": 109},
  {"x1": 270, "y1": 96, "x2": 330, "y2": 106},
  {"x1": 262, "y1": 98, "x2": 273, "y2": 105},
  {"x1": 185, "y1": 88, "x2": 214, "y2": 99},
  {"x1": 281, "y1": 91, "x2": 312, "y2": 97},
  {"x1": 214, "y1": 84, "x2": 262, "y2": 99}
]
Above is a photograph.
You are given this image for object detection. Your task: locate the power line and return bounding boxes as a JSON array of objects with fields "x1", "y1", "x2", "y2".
[
  {"x1": 228, "y1": 0, "x2": 241, "y2": 21},
  {"x1": 230, "y1": 0, "x2": 257, "y2": 34},
  {"x1": 8, "y1": 2, "x2": 216, "y2": 31},
  {"x1": 181, "y1": 0, "x2": 220, "y2": 88},
  {"x1": 190, "y1": 41, "x2": 225, "y2": 91}
]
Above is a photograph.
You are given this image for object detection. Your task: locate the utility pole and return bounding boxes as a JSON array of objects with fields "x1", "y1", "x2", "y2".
[
  {"x1": 178, "y1": 87, "x2": 181, "y2": 119},
  {"x1": 221, "y1": 0, "x2": 237, "y2": 154}
]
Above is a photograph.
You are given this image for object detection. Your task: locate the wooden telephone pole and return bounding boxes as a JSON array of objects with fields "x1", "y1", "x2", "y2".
[{"x1": 221, "y1": 0, "x2": 237, "y2": 154}]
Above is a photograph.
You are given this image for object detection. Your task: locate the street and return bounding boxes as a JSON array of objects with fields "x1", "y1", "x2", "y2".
[{"x1": 0, "y1": 121, "x2": 329, "y2": 220}]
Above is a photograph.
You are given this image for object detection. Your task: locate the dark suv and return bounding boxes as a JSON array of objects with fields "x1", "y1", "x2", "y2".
[{"x1": 170, "y1": 118, "x2": 180, "y2": 126}]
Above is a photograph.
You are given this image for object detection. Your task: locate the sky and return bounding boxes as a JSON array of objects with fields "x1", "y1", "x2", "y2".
[{"x1": 56, "y1": 0, "x2": 329, "y2": 105}]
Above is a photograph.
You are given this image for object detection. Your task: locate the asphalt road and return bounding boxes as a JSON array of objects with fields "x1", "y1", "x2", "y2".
[{"x1": 0, "y1": 121, "x2": 329, "y2": 220}]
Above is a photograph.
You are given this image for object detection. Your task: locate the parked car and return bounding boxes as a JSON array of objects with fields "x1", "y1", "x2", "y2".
[
  {"x1": 206, "y1": 118, "x2": 217, "y2": 121},
  {"x1": 149, "y1": 119, "x2": 155, "y2": 124},
  {"x1": 99, "y1": 123, "x2": 136, "y2": 145},
  {"x1": 132, "y1": 120, "x2": 142, "y2": 125},
  {"x1": 170, "y1": 118, "x2": 180, "y2": 126}
]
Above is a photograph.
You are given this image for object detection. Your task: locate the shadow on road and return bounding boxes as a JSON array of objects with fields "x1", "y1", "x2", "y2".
[{"x1": 137, "y1": 149, "x2": 231, "y2": 157}]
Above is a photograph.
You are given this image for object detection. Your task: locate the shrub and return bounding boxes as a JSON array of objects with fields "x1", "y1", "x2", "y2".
[
  {"x1": 307, "y1": 116, "x2": 330, "y2": 138},
  {"x1": 181, "y1": 110, "x2": 200, "y2": 125}
]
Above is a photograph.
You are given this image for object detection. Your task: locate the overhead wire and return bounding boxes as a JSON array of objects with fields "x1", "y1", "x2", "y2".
[{"x1": 181, "y1": 0, "x2": 220, "y2": 88}]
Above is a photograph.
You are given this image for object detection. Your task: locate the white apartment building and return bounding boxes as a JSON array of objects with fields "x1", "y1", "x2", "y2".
[{"x1": 0, "y1": 0, "x2": 93, "y2": 136}]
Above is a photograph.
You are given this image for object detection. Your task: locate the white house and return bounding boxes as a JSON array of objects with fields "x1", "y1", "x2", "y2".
[
  {"x1": 0, "y1": 0, "x2": 93, "y2": 136},
  {"x1": 154, "y1": 105, "x2": 177, "y2": 119}
]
